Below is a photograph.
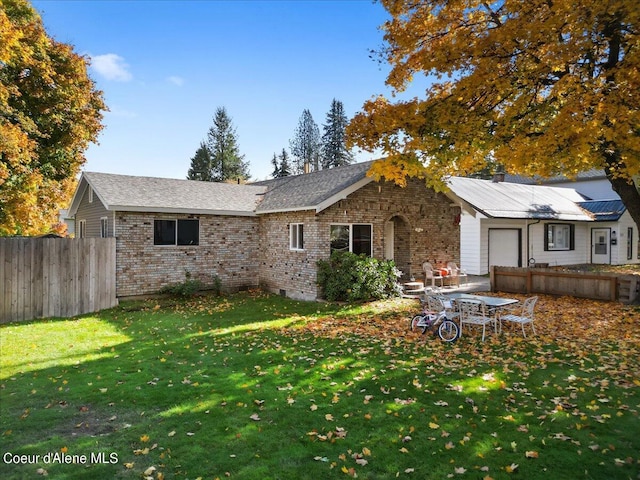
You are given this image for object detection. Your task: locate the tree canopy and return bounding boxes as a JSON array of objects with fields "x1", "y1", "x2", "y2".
[
  {"x1": 186, "y1": 141, "x2": 213, "y2": 181},
  {"x1": 348, "y1": 0, "x2": 640, "y2": 227},
  {"x1": 0, "y1": 0, "x2": 106, "y2": 235}
]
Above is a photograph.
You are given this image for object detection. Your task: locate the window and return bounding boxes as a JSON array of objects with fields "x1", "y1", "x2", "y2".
[
  {"x1": 628, "y1": 227, "x2": 634, "y2": 260},
  {"x1": 78, "y1": 220, "x2": 86, "y2": 239},
  {"x1": 100, "y1": 217, "x2": 108, "y2": 238},
  {"x1": 289, "y1": 224, "x2": 304, "y2": 250},
  {"x1": 154, "y1": 219, "x2": 199, "y2": 245},
  {"x1": 330, "y1": 224, "x2": 372, "y2": 256},
  {"x1": 88, "y1": 188, "x2": 93, "y2": 203},
  {"x1": 544, "y1": 223, "x2": 574, "y2": 251}
]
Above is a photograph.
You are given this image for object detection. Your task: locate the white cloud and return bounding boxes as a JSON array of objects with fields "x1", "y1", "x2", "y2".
[
  {"x1": 91, "y1": 53, "x2": 132, "y2": 82},
  {"x1": 167, "y1": 76, "x2": 185, "y2": 86}
]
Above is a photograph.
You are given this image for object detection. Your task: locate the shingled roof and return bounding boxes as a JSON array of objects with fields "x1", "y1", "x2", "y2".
[
  {"x1": 69, "y1": 172, "x2": 267, "y2": 216},
  {"x1": 253, "y1": 161, "x2": 375, "y2": 213},
  {"x1": 69, "y1": 162, "x2": 377, "y2": 216}
]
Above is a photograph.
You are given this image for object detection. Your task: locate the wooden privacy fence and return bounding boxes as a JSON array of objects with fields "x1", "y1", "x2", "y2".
[
  {"x1": 1, "y1": 238, "x2": 118, "y2": 323},
  {"x1": 491, "y1": 266, "x2": 638, "y2": 303}
]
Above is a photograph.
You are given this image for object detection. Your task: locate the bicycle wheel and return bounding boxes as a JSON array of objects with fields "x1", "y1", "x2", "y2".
[
  {"x1": 437, "y1": 319, "x2": 459, "y2": 342},
  {"x1": 410, "y1": 315, "x2": 428, "y2": 334}
]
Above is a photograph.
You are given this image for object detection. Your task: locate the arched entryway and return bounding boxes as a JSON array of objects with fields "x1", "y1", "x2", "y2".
[{"x1": 384, "y1": 215, "x2": 412, "y2": 280}]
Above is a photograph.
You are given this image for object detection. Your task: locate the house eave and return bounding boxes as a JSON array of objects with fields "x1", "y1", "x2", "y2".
[
  {"x1": 110, "y1": 206, "x2": 258, "y2": 217},
  {"x1": 315, "y1": 176, "x2": 374, "y2": 213}
]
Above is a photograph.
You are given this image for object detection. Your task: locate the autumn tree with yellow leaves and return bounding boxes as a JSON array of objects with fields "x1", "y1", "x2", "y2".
[
  {"x1": 348, "y1": 0, "x2": 640, "y2": 228},
  {"x1": 0, "y1": 0, "x2": 106, "y2": 236}
]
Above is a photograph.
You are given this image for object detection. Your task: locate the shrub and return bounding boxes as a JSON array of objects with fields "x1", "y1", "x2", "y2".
[
  {"x1": 317, "y1": 251, "x2": 402, "y2": 302},
  {"x1": 159, "y1": 270, "x2": 204, "y2": 297}
]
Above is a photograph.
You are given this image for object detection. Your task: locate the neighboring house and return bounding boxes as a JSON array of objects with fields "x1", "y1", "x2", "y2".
[
  {"x1": 448, "y1": 176, "x2": 639, "y2": 275},
  {"x1": 505, "y1": 169, "x2": 620, "y2": 201},
  {"x1": 69, "y1": 161, "x2": 462, "y2": 300}
]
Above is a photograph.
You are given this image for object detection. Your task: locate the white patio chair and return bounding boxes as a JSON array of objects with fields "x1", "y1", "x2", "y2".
[
  {"x1": 499, "y1": 296, "x2": 538, "y2": 337},
  {"x1": 456, "y1": 298, "x2": 495, "y2": 341},
  {"x1": 424, "y1": 292, "x2": 460, "y2": 321},
  {"x1": 446, "y1": 262, "x2": 468, "y2": 287},
  {"x1": 422, "y1": 262, "x2": 444, "y2": 287}
]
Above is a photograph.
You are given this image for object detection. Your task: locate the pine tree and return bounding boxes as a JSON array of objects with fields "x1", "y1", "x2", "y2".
[
  {"x1": 321, "y1": 99, "x2": 354, "y2": 169},
  {"x1": 271, "y1": 153, "x2": 280, "y2": 178},
  {"x1": 277, "y1": 148, "x2": 292, "y2": 177},
  {"x1": 270, "y1": 149, "x2": 292, "y2": 178},
  {"x1": 206, "y1": 107, "x2": 250, "y2": 182},
  {"x1": 289, "y1": 109, "x2": 321, "y2": 174},
  {"x1": 187, "y1": 142, "x2": 212, "y2": 181}
]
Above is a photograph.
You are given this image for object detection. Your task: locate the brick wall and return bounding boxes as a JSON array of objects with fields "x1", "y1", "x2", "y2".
[
  {"x1": 258, "y1": 178, "x2": 460, "y2": 300},
  {"x1": 115, "y1": 212, "x2": 259, "y2": 297}
]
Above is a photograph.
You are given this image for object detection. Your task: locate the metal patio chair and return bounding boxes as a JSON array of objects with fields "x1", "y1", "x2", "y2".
[{"x1": 499, "y1": 296, "x2": 538, "y2": 337}]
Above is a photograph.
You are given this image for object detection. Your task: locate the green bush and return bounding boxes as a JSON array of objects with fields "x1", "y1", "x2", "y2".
[
  {"x1": 317, "y1": 251, "x2": 402, "y2": 302},
  {"x1": 159, "y1": 270, "x2": 204, "y2": 297}
]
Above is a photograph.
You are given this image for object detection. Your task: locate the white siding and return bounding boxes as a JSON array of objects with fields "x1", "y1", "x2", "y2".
[{"x1": 460, "y1": 212, "x2": 483, "y2": 274}]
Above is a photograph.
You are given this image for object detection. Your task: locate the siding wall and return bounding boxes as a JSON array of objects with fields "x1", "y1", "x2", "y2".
[{"x1": 75, "y1": 184, "x2": 112, "y2": 237}]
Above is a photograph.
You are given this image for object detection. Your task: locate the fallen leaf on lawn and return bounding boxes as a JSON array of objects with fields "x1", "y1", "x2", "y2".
[
  {"x1": 168, "y1": 430, "x2": 176, "y2": 437},
  {"x1": 325, "y1": 413, "x2": 334, "y2": 421},
  {"x1": 250, "y1": 414, "x2": 261, "y2": 421},
  {"x1": 310, "y1": 404, "x2": 318, "y2": 411},
  {"x1": 454, "y1": 467, "x2": 467, "y2": 474},
  {"x1": 143, "y1": 466, "x2": 156, "y2": 476},
  {"x1": 36, "y1": 468, "x2": 48, "y2": 476},
  {"x1": 405, "y1": 468, "x2": 414, "y2": 473},
  {"x1": 399, "y1": 447, "x2": 409, "y2": 453},
  {"x1": 429, "y1": 422, "x2": 439, "y2": 429},
  {"x1": 525, "y1": 451, "x2": 539, "y2": 458},
  {"x1": 124, "y1": 462, "x2": 134, "y2": 469},
  {"x1": 505, "y1": 463, "x2": 519, "y2": 473},
  {"x1": 140, "y1": 434, "x2": 150, "y2": 442},
  {"x1": 362, "y1": 447, "x2": 371, "y2": 456}
]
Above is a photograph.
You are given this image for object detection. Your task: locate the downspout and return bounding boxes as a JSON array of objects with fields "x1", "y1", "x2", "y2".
[{"x1": 526, "y1": 219, "x2": 541, "y2": 266}]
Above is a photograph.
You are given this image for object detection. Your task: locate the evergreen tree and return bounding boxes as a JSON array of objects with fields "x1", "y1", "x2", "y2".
[
  {"x1": 270, "y1": 149, "x2": 292, "y2": 178},
  {"x1": 289, "y1": 109, "x2": 321, "y2": 174},
  {"x1": 321, "y1": 99, "x2": 354, "y2": 169},
  {"x1": 270, "y1": 153, "x2": 280, "y2": 178},
  {"x1": 206, "y1": 107, "x2": 250, "y2": 182},
  {"x1": 187, "y1": 142, "x2": 212, "y2": 181},
  {"x1": 277, "y1": 148, "x2": 292, "y2": 177}
]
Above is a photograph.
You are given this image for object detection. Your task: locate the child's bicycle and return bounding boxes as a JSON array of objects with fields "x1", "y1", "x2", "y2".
[{"x1": 410, "y1": 294, "x2": 460, "y2": 342}]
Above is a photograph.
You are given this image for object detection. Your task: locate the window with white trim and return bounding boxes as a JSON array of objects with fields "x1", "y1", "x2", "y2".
[
  {"x1": 289, "y1": 223, "x2": 304, "y2": 250},
  {"x1": 544, "y1": 223, "x2": 574, "y2": 251},
  {"x1": 88, "y1": 188, "x2": 93, "y2": 203},
  {"x1": 627, "y1": 227, "x2": 633, "y2": 260},
  {"x1": 154, "y1": 219, "x2": 199, "y2": 245},
  {"x1": 330, "y1": 224, "x2": 372, "y2": 256},
  {"x1": 100, "y1": 217, "x2": 108, "y2": 238}
]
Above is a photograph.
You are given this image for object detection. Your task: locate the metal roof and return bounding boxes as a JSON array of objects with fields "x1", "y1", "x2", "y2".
[
  {"x1": 577, "y1": 199, "x2": 626, "y2": 221},
  {"x1": 448, "y1": 177, "x2": 593, "y2": 221}
]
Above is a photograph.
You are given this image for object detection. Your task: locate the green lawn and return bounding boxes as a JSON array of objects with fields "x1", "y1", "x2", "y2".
[{"x1": 1, "y1": 291, "x2": 638, "y2": 480}]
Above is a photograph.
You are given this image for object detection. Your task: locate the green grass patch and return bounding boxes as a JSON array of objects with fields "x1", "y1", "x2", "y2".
[{"x1": 1, "y1": 292, "x2": 638, "y2": 479}]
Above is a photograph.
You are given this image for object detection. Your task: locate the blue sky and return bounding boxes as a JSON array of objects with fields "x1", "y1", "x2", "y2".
[{"x1": 32, "y1": 0, "x2": 425, "y2": 181}]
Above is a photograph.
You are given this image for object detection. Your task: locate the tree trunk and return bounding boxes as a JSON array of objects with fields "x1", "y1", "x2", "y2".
[{"x1": 607, "y1": 174, "x2": 640, "y2": 231}]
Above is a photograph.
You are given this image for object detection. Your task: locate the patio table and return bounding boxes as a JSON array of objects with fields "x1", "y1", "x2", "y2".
[{"x1": 444, "y1": 293, "x2": 519, "y2": 333}]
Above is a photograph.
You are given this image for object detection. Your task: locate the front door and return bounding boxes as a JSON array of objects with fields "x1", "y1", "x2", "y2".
[{"x1": 591, "y1": 228, "x2": 610, "y2": 264}]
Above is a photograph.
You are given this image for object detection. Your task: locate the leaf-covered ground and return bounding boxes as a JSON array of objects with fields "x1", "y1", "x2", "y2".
[{"x1": 1, "y1": 292, "x2": 638, "y2": 480}]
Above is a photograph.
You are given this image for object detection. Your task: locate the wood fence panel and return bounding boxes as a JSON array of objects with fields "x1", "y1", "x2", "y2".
[
  {"x1": 491, "y1": 266, "x2": 628, "y2": 302},
  {"x1": 0, "y1": 238, "x2": 118, "y2": 323}
]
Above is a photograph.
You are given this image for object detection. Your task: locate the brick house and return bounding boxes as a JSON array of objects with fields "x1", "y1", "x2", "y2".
[{"x1": 69, "y1": 161, "x2": 461, "y2": 300}]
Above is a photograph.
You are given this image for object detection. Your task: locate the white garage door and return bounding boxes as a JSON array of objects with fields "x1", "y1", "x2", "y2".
[{"x1": 488, "y1": 229, "x2": 520, "y2": 269}]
